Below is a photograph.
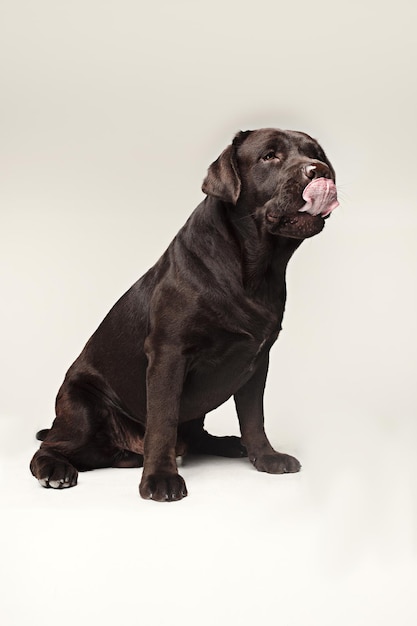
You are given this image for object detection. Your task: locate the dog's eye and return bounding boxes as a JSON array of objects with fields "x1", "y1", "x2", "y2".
[{"x1": 262, "y1": 151, "x2": 279, "y2": 161}]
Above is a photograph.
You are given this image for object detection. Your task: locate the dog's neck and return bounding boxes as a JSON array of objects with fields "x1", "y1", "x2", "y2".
[
  {"x1": 182, "y1": 197, "x2": 303, "y2": 301},
  {"x1": 227, "y1": 201, "x2": 302, "y2": 296}
]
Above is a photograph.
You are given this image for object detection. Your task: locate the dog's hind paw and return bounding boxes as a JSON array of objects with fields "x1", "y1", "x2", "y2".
[
  {"x1": 190, "y1": 433, "x2": 248, "y2": 458},
  {"x1": 31, "y1": 457, "x2": 78, "y2": 489}
]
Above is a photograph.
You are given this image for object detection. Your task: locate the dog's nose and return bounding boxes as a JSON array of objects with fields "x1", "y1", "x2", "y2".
[{"x1": 303, "y1": 162, "x2": 331, "y2": 180}]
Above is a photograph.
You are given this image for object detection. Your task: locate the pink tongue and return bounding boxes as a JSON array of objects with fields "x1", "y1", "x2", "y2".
[{"x1": 299, "y1": 178, "x2": 339, "y2": 218}]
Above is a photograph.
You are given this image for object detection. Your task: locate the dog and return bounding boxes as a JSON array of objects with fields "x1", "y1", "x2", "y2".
[{"x1": 30, "y1": 128, "x2": 339, "y2": 502}]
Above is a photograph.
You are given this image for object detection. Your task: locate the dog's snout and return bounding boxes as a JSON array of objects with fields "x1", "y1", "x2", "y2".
[{"x1": 303, "y1": 162, "x2": 331, "y2": 180}]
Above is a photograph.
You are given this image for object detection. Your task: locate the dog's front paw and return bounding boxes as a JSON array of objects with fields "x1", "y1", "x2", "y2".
[
  {"x1": 139, "y1": 472, "x2": 188, "y2": 502},
  {"x1": 250, "y1": 452, "x2": 301, "y2": 474}
]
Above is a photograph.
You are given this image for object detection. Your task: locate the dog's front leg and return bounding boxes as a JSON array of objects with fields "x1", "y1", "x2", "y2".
[
  {"x1": 234, "y1": 353, "x2": 301, "y2": 474},
  {"x1": 139, "y1": 341, "x2": 188, "y2": 502}
]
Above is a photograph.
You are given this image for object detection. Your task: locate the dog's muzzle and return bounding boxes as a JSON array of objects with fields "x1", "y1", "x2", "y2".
[{"x1": 265, "y1": 177, "x2": 339, "y2": 223}]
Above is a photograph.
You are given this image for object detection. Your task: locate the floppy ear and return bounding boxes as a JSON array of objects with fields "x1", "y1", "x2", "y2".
[{"x1": 202, "y1": 143, "x2": 241, "y2": 204}]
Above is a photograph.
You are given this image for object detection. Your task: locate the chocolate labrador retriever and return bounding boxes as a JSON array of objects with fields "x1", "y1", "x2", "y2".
[{"x1": 30, "y1": 128, "x2": 339, "y2": 501}]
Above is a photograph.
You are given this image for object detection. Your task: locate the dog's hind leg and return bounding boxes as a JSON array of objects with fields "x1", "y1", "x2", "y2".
[
  {"x1": 31, "y1": 437, "x2": 144, "y2": 488},
  {"x1": 30, "y1": 377, "x2": 142, "y2": 489},
  {"x1": 179, "y1": 417, "x2": 247, "y2": 458}
]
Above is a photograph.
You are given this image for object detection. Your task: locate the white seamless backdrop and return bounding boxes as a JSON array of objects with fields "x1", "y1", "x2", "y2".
[{"x1": 1, "y1": 1, "x2": 416, "y2": 625}]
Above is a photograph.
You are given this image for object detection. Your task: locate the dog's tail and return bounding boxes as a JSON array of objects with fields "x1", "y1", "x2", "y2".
[{"x1": 36, "y1": 429, "x2": 50, "y2": 441}]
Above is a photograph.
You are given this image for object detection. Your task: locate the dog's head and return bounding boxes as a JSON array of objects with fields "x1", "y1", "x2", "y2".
[{"x1": 202, "y1": 128, "x2": 339, "y2": 239}]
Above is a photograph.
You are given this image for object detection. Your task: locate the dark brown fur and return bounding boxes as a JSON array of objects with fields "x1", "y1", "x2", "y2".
[{"x1": 30, "y1": 128, "x2": 336, "y2": 501}]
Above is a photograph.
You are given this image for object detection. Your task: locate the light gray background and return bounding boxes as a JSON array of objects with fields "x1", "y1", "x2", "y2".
[{"x1": 1, "y1": 1, "x2": 416, "y2": 624}]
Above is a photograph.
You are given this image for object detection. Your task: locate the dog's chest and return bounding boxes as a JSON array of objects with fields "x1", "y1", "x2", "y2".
[
  {"x1": 179, "y1": 325, "x2": 279, "y2": 420},
  {"x1": 178, "y1": 279, "x2": 285, "y2": 418},
  {"x1": 248, "y1": 337, "x2": 268, "y2": 370},
  {"x1": 194, "y1": 289, "x2": 282, "y2": 369}
]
